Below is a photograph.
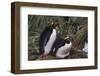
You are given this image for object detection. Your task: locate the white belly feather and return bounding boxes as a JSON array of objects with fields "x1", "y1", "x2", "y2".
[
  {"x1": 44, "y1": 29, "x2": 56, "y2": 55},
  {"x1": 56, "y1": 42, "x2": 72, "y2": 58}
]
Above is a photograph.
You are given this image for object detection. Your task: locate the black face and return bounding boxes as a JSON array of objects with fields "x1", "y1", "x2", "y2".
[
  {"x1": 64, "y1": 39, "x2": 70, "y2": 44},
  {"x1": 51, "y1": 22, "x2": 59, "y2": 28},
  {"x1": 64, "y1": 36, "x2": 74, "y2": 44}
]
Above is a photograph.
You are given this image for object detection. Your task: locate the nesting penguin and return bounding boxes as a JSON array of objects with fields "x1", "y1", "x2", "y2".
[
  {"x1": 39, "y1": 20, "x2": 59, "y2": 56},
  {"x1": 51, "y1": 36, "x2": 72, "y2": 58}
]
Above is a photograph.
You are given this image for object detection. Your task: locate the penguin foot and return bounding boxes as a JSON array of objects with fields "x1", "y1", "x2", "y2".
[
  {"x1": 43, "y1": 55, "x2": 48, "y2": 59},
  {"x1": 38, "y1": 54, "x2": 48, "y2": 60}
]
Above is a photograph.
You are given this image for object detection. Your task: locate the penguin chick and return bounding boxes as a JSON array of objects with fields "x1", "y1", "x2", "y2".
[{"x1": 51, "y1": 36, "x2": 72, "y2": 58}]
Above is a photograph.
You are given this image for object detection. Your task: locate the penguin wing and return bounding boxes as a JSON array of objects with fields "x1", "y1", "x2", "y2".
[
  {"x1": 39, "y1": 27, "x2": 52, "y2": 54},
  {"x1": 52, "y1": 37, "x2": 65, "y2": 54},
  {"x1": 54, "y1": 37, "x2": 65, "y2": 48}
]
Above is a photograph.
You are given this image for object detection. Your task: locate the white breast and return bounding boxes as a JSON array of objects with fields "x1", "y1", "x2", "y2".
[
  {"x1": 82, "y1": 42, "x2": 88, "y2": 52},
  {"x1": 56, "y1": 42, "x2": 72, "y2": 58},
  {"x1": 44, "y1": 29, "x2": 56, "y2": 55}
]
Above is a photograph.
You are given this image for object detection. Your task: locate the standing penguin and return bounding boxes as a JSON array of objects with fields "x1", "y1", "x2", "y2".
[
  {"x1": 51, "y1": 36, "x2": 72, "y2": 58},
  {"x1": 39, "y1": 20, "x2": 59, "y2": 56}
]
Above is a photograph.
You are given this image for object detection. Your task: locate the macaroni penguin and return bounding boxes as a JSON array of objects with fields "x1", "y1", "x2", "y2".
[{"x1": 39, "y1": 20, "x2": 59, "y2": 56}]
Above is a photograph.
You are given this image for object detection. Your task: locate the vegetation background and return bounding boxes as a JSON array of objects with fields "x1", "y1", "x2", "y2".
[{"x1": 28, "y1": 15, "x2": 88, "y2": 60}]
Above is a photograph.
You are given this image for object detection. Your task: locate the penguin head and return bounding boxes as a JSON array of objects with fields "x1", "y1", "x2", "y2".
[
  {"x1": 51, "y1": 20, "x2": 59, "y2": 29},
  {"x1": 64, "y1": 36, "x2": 74, "y2": 44},
  {"x1": 64, "y1": 37, "x2": 71, "y2": 44}
]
